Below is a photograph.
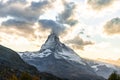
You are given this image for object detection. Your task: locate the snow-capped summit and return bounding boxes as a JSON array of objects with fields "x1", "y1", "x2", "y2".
[
  {"x1": 40, "y1": 33, "x2": 86, "y2": 65},
  {"x1": 40, "y1": 33, "x2": 61, "y2": 51},
  {"x1": 19, "y1": 33, "x2": 105, "y2": 80}
]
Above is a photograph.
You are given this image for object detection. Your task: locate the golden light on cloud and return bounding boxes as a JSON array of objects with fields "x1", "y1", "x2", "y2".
[
  {"x1": 104, "y1": 17, "x2": 120, "y2": 35},
  {"x1": 87, "y1": 0, "x2": 115, "y2": 10},
  {"x1": 0, "y1": 22, "x2": 51, "y2": 51}
]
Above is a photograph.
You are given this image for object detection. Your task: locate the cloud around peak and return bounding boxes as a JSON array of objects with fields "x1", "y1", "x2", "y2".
[{"x1": 38, "y1": 19, "x2": 65, "y2": 35}]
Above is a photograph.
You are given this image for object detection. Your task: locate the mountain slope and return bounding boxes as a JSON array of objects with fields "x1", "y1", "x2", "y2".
[
  {"x1": 0, "y1": 45, "x2": 66, "y2": 80},
  {"x1": 20, "y1": 33, "x2": 105, "y2": 80},
  {"x1": 84, "y1": 59, "x2": 120, "y2": 79},
  {"x1": 0, "y1": 45, "x2": 38, "y2": 74}
]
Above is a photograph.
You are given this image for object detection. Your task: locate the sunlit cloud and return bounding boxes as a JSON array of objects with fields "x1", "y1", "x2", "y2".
[
  {"x1": 0, "y1": 0, "x2": 54, "y2": 23},
  {"x1": 104, "y1": 17, "x2": 120, "y2": 35},
  {"x1": 73, "y1": 0, "x2": 120, "y2": 20},
  {"x1": 0, "y1": 0, "x2": 120, "y2": 60},
  {"x1": 65, "y1": 35, "x2": 93, "y2": 50},
  {"x1": 0, "y1": 22, "x2": 51, "y2": 51},
  {"x1": 0, "y1": 0, "x2": 58, "y2": 51},
  {"x1": 59, "y1": 23, "x2": 93, "y2": 50},
  {"x1": 87, "y1": 0, "x2": 115, "y2": 10}
]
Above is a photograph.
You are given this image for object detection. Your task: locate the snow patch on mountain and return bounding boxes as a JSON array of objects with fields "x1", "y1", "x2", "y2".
[
  {"x1": 91, "y1": 65, "x2": 99, "y2": 71},
  {"x1": 54, "y1": 48, "x2": 86, "y2": 65},
  {"x1": 19, "y1": 49, "x2": 52, "y2": 58}
]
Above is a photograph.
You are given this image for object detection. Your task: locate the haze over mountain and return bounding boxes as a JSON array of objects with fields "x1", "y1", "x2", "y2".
[
  {"x1": 96, "y1": 58, "x2": 120, "y2": 67},
  {"x1": 19, "y1": 33, "x2": 105, "y2": 80}
]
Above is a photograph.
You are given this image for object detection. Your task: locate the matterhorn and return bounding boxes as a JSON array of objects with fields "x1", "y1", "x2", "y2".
[{"x1": 20, "y1": 33, "x2": 105, "y2": 80}]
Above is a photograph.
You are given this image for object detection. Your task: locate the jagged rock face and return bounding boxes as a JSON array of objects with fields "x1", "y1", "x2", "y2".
[{"x1": 19, "y1": 33, "x2": 105, "y2": 80}]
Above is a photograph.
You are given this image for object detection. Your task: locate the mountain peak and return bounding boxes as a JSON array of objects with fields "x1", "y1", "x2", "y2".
[
  {"x1": 40, "y1": 33, "x2": 61, "y2": 51},
  {"x1": 39, "y1": 33, "x2": 87, "y2": 65},
  {"x1": 46, "y1": 33, "x2": 60, "y2": 43},
  {"x1": 20, "y1": 33, "x2": 105, "y2": 80}
]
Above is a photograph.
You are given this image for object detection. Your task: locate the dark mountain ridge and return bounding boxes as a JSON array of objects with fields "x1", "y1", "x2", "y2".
[{"x1": 0, "y1": 45, "x2": 38, "y2": 74}]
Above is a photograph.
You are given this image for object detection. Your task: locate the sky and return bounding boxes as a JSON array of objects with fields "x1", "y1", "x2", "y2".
[{"x1": 0, "y1": 0, "x2": 120, "y2": 60}]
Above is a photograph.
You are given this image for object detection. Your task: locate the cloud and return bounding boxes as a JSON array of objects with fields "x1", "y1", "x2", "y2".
[
  {"x1": 87, "y1": 0, "x2": 115, "y2": 10},
  {"x1": 0, "y1": 0, "x2": 56, "y2": 42},
  {"x1": 0, "y1": 0, "x2": 79, "y2": 36},
  {"x1": 104, "y1": 17, "x2": 120, "y2": 35},
  {"x1": 30, "y1": 0, "x2": 50, "y2": 10},
  {"x1": 1, "y1": 23, "x2": 51, "y2": 42},
  {"x1": 2, "y1": 19, "x2": 33, "y2": 27},
  {"x1": 0, "y1": 0, "x2": 66, "y2": 36},
  {"x1": 0, "y1": 0, "x2": 93, "y2": 51},
  {"x1": 64, "y1": 34, "x2": 93, "y2": 50},
  {"x1": 0, "y1": 27, "x2": 35, "y2": 41},
  {"x1": 0, "y1": 0, "x2": 66, "y2": 43},
  {"x1": 57, "y1": 1, "x2": 78, "y2": 26},
  {"x1": 39, "y1": 19, "x2": 65, "y2": 35},
  {"x1": 1, "y1": 19, "x2": 35, "y2": 38},
  {"x1": 0, "y1": 21, "x2": 51, "y2": 51},
  {"x1": 58, "y1": 23, "x2": 93, "y2": 50},
  {"x1": 37, "y1": 1, "x2": 79, "y2": 35},
  {"x1": 0, "y1": 0, "x2": 52, "y2": 23}
]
